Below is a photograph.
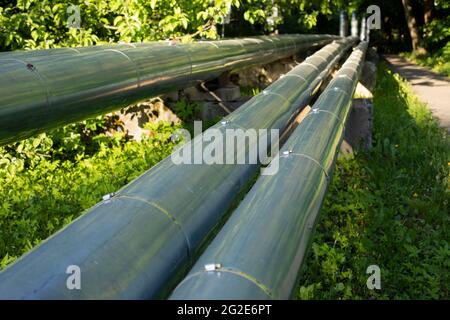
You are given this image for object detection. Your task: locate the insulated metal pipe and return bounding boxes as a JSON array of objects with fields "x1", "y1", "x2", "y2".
[
  {"x1": 0, "y1": 34, "x2": 336, "y2": 146},
  {"x1": 0, "y1": 38, "x2": 357, "y2": 300},
  {"x1": 170, "y1": 41, "x2": 368, "y2": 300}
]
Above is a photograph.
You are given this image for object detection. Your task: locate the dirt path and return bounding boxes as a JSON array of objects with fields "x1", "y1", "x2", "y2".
[{"x1": 384, "y1": 54, "x2": 450, "y2": 133}]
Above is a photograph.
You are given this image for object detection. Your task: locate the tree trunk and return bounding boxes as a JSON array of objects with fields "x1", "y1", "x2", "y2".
[
  {"x1": 401, "y1": 0, "x2": 423, "y2": 53},
  {"x1": 424, "y1": 0, "x2": 434, "y2": 24}
]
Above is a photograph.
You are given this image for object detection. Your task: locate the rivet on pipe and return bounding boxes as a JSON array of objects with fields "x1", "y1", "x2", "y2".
[
  {"x1": 102, "y1": 192, "x2": 115, "y2": 203},
  {"x1": 204, "y1": 263, "x2": 222, "y2": 271},
  {"x1": 281, "y1": 150, "x2": 293, "y2": 157}
]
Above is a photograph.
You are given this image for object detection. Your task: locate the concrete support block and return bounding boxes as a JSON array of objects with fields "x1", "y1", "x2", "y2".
[
  {"x1": 340, "y1": 48, "x2": 379, "y2": 155},
  {"x1": 360, "y1": 61, "x2": 377, "y2": 92},
  {"x1": 232, "y1": 56, "x2": 297, "y2": 89},
  {"x1": 366, "y1": 46, "x2": 380, "y2": 64},
  {"x1": 109, "y1": 99, "x2": 181, "y2": 141},
  {"x1": 183, "y1": 86, "x2": 216, "y2": 102},
  {"x1": 180, "y1": 72, "x2": 246, "y2": 122},
  {"x1": 160, "y1": 91, "x2": 179, "y2": 102},
  {"x1": 214, "y1": 85, "x2": 241, "y2": 101},
  {"x1": 199, "y1": 102, "x2": 228, "y2": 120},
  {"x1": 183, "y1": 82, "x2": 241, "y2": 103},
  {"x1": 198, "y1": 97, "x2": 250, "y2": 121},
  {"x1": 343, "y1": 98, "x2": 373, "y2": 151}
]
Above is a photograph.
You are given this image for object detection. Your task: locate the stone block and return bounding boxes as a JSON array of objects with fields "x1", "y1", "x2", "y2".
[
  {"x1": 360, "y1": 61, "x2": 377, "y2": 92},
  {"x1": 213, "y1": 85, "x2": 241, "y2": 101},
  {"x1": 343, "y1": 98, "x2": 373, "y2": 151}
]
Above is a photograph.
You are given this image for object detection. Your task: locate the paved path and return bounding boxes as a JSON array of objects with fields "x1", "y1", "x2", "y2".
[{"x1": 384, "y1": 54, "x2": 450, "y2": 133}]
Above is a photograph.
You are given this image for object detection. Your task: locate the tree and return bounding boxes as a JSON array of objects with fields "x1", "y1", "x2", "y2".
[
  {"x1": 401, "y1": 0, "x2": 426, "y2": 53},
  {"x1": 424, "y1": 0, "x2": 434, "y2": 24}
]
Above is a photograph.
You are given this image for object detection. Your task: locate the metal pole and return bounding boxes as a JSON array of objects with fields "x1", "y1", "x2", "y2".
[
  {"x1": 351, "y1": 11, "x2": 359, "y2": 37},
  {"x1": 0, "y1": 38, "x2": 357, "y2": 300},
  {"x1": 339, "y1": 11, "x2": 348, "y2": 37},
  {"x1": 170, "y1": 41, "x2": 368, "y2": 300},
  {"x1": 0, "y1": 34, "x2": 337, "y2": 146},
  {"x1": 360, "y1": 16, "x2": 367, "y2": 41}
]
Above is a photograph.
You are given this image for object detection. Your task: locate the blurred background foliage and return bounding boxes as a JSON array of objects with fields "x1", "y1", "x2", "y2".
[{"x1": 1, "y1": 0, "x2": 447, "y2": 53}]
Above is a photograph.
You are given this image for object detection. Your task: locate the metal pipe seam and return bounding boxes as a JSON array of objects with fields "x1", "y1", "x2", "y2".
[
  {"x1": 260, "y1": 90, "x2": 290, "y2": 104},
  {"x1": 309, "y1": 54, "x2": 328, "y2": 64},
  {"x1": 286, "y1": 152, "x2": 330, "y2": 179},
  {"x1": 310, "y1": 48, "x2": 348, "y2": 94},
  {"x1": 169, "y1": 41, "x2": 368, "y2": 300},
  {"x1": 176, "y1": 267, "x2": 274, "y2": 299},
  {"x1": 0, "y1": 38, "x2": 357, "y2": 300},
  {"x1": 301, "y1": 62, "x2": 321, "y2": 72},
  {"x1": 1, "y1": 58, "x2": 53, "y2": 108},
  {"x1": 104, "y1": 48, "x2": 142, "y2": 88},
  {"x1": 171, "y1": 44, "x2": 194, "y2": 87},
  {"x1": 280, "y1": 73, "x2": 307, "y2": 82},
  {"x1": 112, "y1": 194, "x2": 193, "y2": 260},
  {"x1": 294, "y1": 111, "x2": 347, "y2": 176},
  {"x1": 307, "y1": 108, "x2": 345, "y2": 127}
]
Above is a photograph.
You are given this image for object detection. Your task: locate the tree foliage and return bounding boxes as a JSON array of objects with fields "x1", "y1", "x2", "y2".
[{"x1": 0, "y1": 0, "x2": 344, "y2": 51}]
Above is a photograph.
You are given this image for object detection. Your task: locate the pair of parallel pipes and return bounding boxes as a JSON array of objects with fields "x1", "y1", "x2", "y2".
[
  {"x1": 171, "y1": 41, "x2": 368, "y2": 299},
  {"x1": 0, "y1": 36, "x2": 358, "y2": 299}
]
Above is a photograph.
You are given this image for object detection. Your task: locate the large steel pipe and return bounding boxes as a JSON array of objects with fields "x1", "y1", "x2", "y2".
[
  {"x1": 0, "y1": 38, "x2": 357, "y2": 300},
  {"x1": 0, "y1": 34, "x2": 337, "y2": 146},
  {"x1": 170, "y1": 42, "x2": 368, "y2": 300}
]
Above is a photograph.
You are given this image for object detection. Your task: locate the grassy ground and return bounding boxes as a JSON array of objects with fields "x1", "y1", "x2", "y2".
[
  {"x1": 0, "y1": 120, "x2": 180, "y2": 269},
  {"x1": 401, "y1": 42, "x2": 450, "y2": 77},
  {"x1": 296, "y1": 63, "x2": 449, "y2": 299}
]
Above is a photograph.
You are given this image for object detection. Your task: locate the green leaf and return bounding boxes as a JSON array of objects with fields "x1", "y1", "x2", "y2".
[
  {"x1": 32, "y1": 138, "x2": 40, "y2": 148},
  {"x1": 31, "y1": 30, "x2": 38, "y2": 41}
]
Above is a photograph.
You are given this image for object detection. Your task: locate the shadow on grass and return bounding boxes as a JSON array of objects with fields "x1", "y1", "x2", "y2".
[{"x1": 395, "y1": 52, "x2": 450, "y2": 80}]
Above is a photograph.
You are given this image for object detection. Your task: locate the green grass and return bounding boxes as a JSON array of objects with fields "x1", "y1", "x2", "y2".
[
  {"x1": 0, "y1": 121, "x2": 180, "y2": 269},
  {"x1": 296, "y1": 63, "x2": 450, "y2": 299},
  {"x1": 401, "y1": 42, "x2": 450, "y2": 77},
  {"x1": 240, "y1": 86, "x2": 261, "y2": 97}
]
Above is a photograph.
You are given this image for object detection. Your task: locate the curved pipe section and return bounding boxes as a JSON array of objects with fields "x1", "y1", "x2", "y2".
[
  {"x1": 0, "y1": 34, "x2": 337, "y2": 146},
  {"x1": 0, "y1": 38, "x2": 357, "y2": 300},
  {"x1": 170, "y1": 42, "x2": 368, "y2": 300}
]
